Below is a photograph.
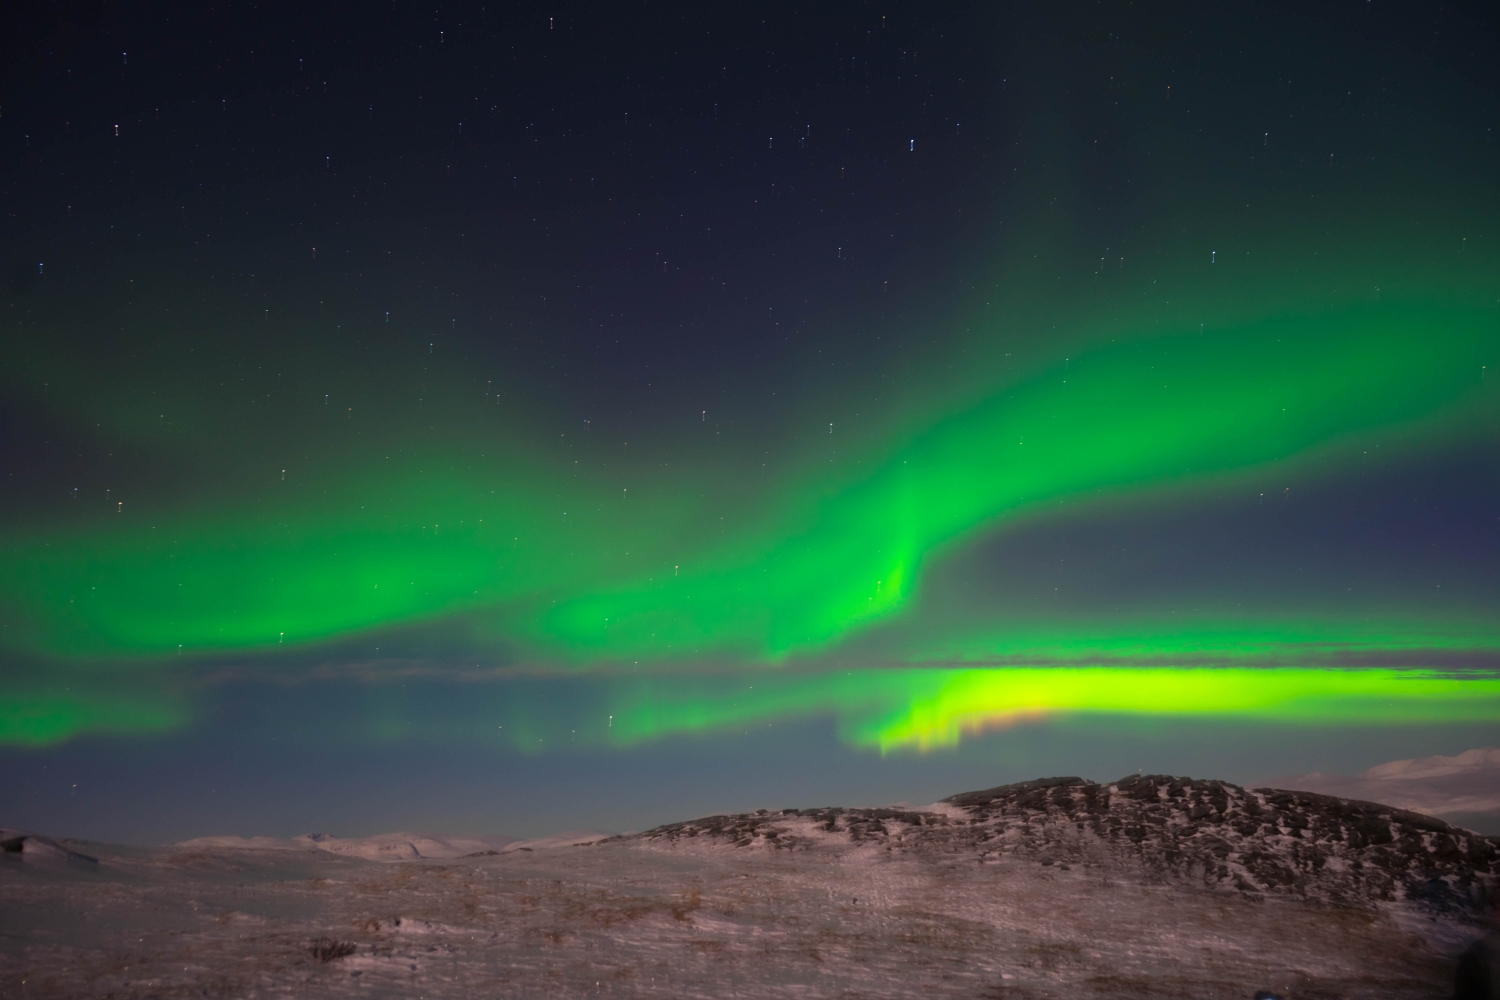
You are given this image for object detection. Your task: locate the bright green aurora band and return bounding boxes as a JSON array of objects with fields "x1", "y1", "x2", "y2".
[{"x1": 2, "y1": 256, "x2": 1498, "y2": 750}]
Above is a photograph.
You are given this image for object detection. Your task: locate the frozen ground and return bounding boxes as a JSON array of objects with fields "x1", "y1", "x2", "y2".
[{"x1": 2, "y1": 774, "x2": 1495, "y2": 999}]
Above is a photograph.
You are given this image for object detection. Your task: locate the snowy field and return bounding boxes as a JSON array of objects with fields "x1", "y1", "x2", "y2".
[{"x1": 2, "y1": 775, "x2": 1491, "y2": 999}]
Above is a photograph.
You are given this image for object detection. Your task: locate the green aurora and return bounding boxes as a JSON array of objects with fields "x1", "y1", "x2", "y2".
[
  {"x1": 4, "y1": 43, "x2": 1499, "y2": 754},
  {"x1": 535, "y1": 301, "x2": 1495, "y2": 659},
  {"x1": 5, "y1": 271, "x2": 1495, "y2": 666},
  {"x1": 3, "y1": 272, "x2": 1497, "y2": 749}
]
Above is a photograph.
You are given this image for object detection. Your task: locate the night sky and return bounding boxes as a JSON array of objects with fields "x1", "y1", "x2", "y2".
[{"x1": 2, "y1": 1, "x2": 1497, "y2": 843}]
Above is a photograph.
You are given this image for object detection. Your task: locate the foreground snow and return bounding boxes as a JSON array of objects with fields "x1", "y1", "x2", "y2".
[{"x1": 3, "y1": 774, "x2": 1494, "y2": 998}]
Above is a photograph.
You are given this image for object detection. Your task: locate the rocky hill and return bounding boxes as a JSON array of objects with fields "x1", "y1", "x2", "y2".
[{"x1": 635, "y1": 774, "x2": 1499, "y2": 917}]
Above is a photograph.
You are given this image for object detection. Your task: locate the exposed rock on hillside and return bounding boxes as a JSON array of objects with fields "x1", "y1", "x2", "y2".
[{"x1": 635, "y1": 774, "x2": 1499, "y2": 916}]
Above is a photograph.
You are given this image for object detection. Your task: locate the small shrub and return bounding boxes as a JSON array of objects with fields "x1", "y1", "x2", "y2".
[{"x1": 309, "y1": 937, "x2": 358, "y2": 963}]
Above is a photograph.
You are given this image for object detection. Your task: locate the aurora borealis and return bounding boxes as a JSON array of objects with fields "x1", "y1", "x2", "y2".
[{"x1": 1, "y1": 0, "x2": 1497, "y2": 840}]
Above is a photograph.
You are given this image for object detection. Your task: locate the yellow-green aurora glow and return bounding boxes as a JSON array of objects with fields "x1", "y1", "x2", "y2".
[{"x1": 599, "y1": 666, "x2": 1500, "y2": 755}]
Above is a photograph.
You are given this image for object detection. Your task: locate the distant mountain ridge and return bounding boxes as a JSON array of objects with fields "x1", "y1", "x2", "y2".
[{"x1": 1264, "y1": 747, "x2": 1500, "y2": 834}]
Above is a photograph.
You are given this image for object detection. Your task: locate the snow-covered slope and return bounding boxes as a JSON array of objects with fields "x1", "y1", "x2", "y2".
[
  {"x1": 174, "y1": 830, "x2": 519, "y2": 860},
  {"x1": 3, "y1": 774, "x2": 1494, "y2": 999}
]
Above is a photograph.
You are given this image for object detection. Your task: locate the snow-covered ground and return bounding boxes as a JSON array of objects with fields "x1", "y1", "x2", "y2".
[
  {"x1": 174, "y1": 831, "x2": 520, "y2": 862},
  {"x1": 2, "y1": 774, "x2": 1493, "y2": 998}
]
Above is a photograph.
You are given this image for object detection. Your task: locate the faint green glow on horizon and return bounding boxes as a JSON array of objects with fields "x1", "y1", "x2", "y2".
[
  {"x1": 0, "y1": 688, "x2": 188, "y2": 747},
  {"x1": 591, "y1": 666, "x2": 1500, "y2": 755},
  {"x1": 881, "y1": 620, "x2": 1500, "y2": 666}
]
